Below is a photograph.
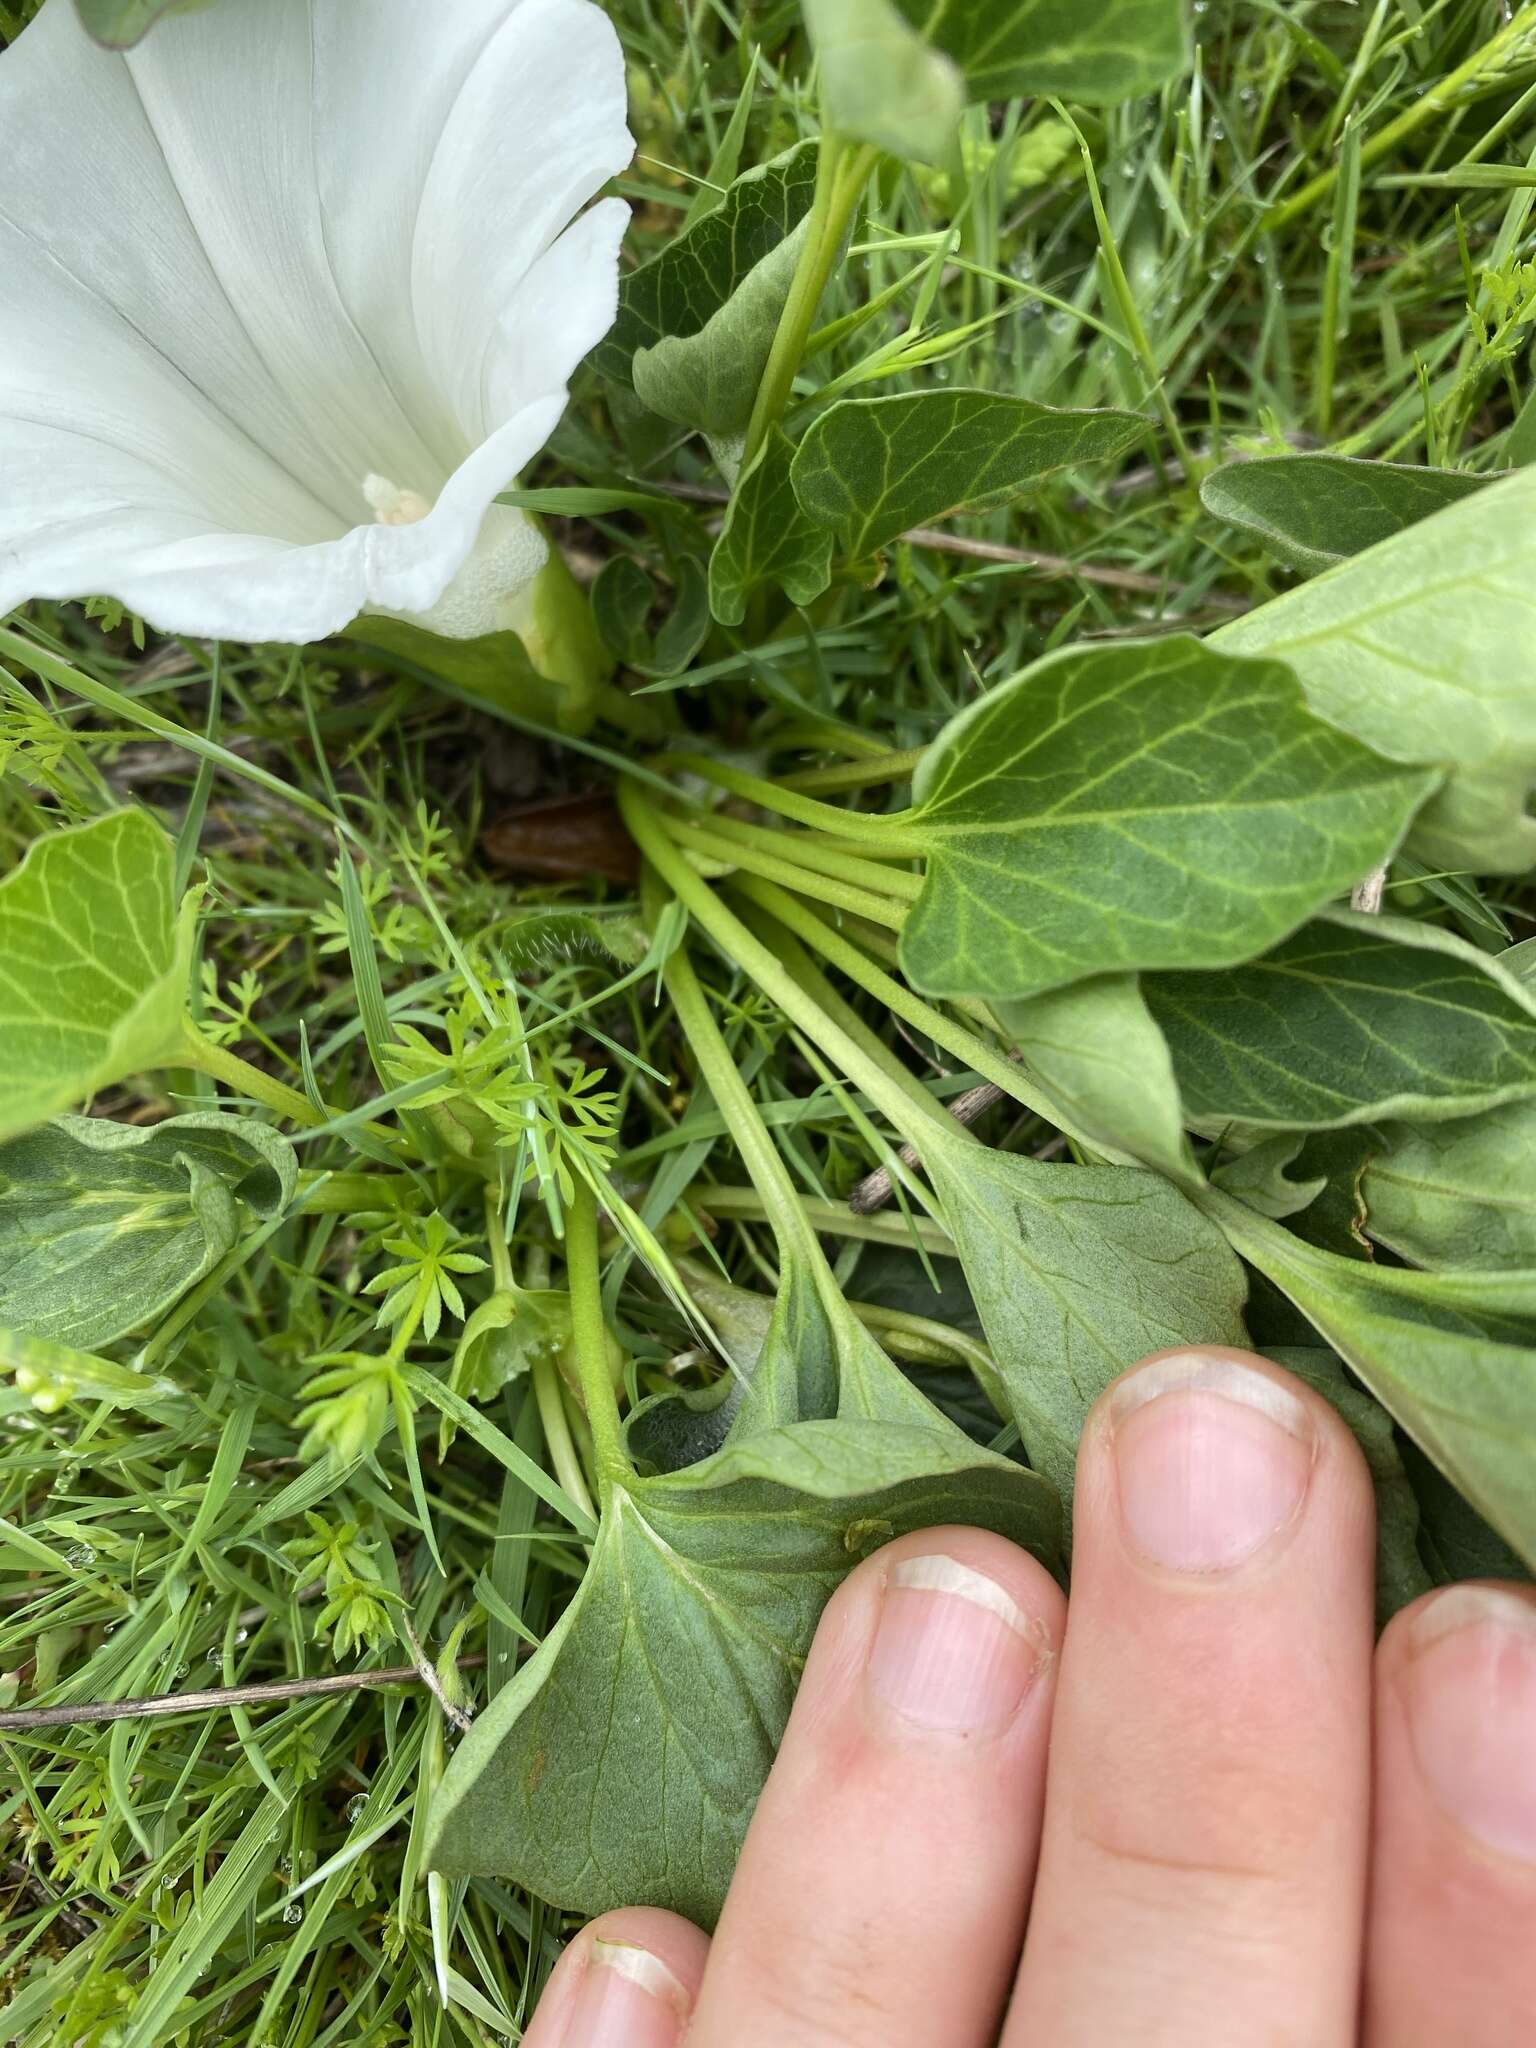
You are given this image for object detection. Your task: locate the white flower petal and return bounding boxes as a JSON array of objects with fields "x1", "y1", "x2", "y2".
[
  {"x1": 0, "y1": 0, "x2": 632, "y2": 644},
  {"x1": 407, "y1": 0, "x2": 633, "y2": 441}
]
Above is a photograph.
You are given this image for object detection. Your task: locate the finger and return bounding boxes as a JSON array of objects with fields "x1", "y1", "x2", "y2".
[
  {"x1": 521, "y1": 1907, "x2": 710, "y2": 2048},
  {"x1": 687, "y1": 1524, "x2": 1065, "y2": 2048},
  {"x1": 1364, "y1": 1582, "x2": 1536, "y2": 2047},
  {"x1": 1007, "y1": 1348, "x2": 1376, "y2": 2048}
]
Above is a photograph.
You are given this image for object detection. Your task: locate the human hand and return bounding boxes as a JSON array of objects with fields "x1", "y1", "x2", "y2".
[{"x1": 524, "y1": 1347, "x2": 1536, "y2": 2047}]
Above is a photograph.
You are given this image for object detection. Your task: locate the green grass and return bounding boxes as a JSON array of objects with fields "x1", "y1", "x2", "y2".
[{"x1": 3, "y1": 1, "x2": 1535, "y2": 2040}]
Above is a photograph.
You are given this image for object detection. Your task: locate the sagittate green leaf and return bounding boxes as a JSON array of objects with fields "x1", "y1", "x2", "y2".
[
  {"x1": 1214, "y1": 464, "x2": 1536, "y2": 872},
  {"x1": 426, "y1": 1419, "x2": 1059, "y2": 1919},
  {"x1": 1144, "y1": 911, "x2": 1536, "y2": 1132},
  {"x1": 893, "y1": 0, "x2": 1191, "y2": 105},
  {"x1": 0, "y1": 1112, "x2": 294, "y2": 1349},
  {"x1": 593, "y1": 143, "x2": 821, "y2": 434},
  {"x1": 1201, "y1": 455, "x2": 1493, "y2": 576},
  {"x1": 801, "y1": 0, "x2": 964, "y2": 164},
  {"x1": 0, "y1": 811, "x2": 193, "y2": 1144},
  {"x1": 708, "y1": 427, "x2": 836, "y2": 624},
  {"x1": 994, "y1": 975, "x2": 1190, "y2": 1180},
  {"x1": 923, "y1": 1135, "x2": 1249, "y2": 1508},
  {"x1": 1202, "y1": 1186, "x2": 1536, "y2": 1574},
  {"x1": 898, "y1": 636, "x2": 1434, "y2": 1003},
  {"x1": 790, "y1": 390, "x2": 1147, "y2": 566},
  {"x1": 1361, "y1": 1099, "x2": 1536, "y2": 1271}
]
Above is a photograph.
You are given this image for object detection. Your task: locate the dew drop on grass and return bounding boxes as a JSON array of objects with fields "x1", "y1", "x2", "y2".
[
  {"x1": 282, "y1": 1901, "x2": 304, "y2": 1925},
  {"x1": 346, "y1": 1795, "x2": 368, "y2": 1823}
]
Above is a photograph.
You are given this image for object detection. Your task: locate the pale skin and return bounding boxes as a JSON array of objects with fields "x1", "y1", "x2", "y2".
[{"x1": 525, "y1": 1347, "x2": 1536, "y2": 2047}]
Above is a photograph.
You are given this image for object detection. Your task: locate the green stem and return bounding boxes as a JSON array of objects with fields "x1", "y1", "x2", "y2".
[
  {"x1": 733, "y1": 876, "x2": 1069, "y2": 1132},
  {"x1": 743, "y1": 138, "x2": 880, "y2": 468},
  {"x1": 1265, "y1": 10, "x2": 1536, "y2": 233},
  {"x1": 697, "y1": 1184, "x2": 955, "y2": 1256},
  {"x1": 700, "y1": 815, "x2": 923, "y2": 900},
  {"x1": 484, "y1": 1189, "x2": 515, "y2": 1294},
  {"x1": 183, "y1": 1026, "x2": 326, "y2": 1128},
  {"x1": 299, "y1": 1171, "x2": 413, "y2": 1213},
  {"x1": 660, "y1": 813, "x2": 909, "y2": 930},
  {"x1": 783, "y1": 748, "x2": 927, "y2": 795},
  {"x1": 846, "y1": 1300, "x2": 1005, "y2": 1414},
  {"x1": 563, "y1": 1181, "x2": 630, "y2": 1493},
  {"x1": 659, "y1": 924, "x2": 827, "y2": 1273},
  {"x1": 532, "y1": 1352, "x2": 597, "y2": 1528},
  {"x1": 736, "y1": 900, "x2": 953, "y2": 1138},
  {"x1": 621, "y1": 783, "x2": 935, "y2": 1156},
  {"x1": 659, "y1": 751, "x2": 924, "y2": 848}
]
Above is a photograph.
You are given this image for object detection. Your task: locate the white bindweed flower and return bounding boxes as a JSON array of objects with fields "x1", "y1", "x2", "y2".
[{"x1": 0, "y1": 0, "x2": 632, "y2": 642}]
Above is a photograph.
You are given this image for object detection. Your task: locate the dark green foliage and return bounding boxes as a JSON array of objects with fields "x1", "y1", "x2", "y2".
[{"x1": 1201, "y1": 455, "x2": 1493, "y2": 575}]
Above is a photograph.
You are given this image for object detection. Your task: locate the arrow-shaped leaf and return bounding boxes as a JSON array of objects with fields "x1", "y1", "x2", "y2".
[
  {"x1": 1145, "y1": 912, "x2": 1536, "y2": 1132},
  {"x1": 427, "y1": 1419, "x2": 1058, "y2": 1920},
  {"x1": 898, "y1": 636, "x2": 1435, "y2": 1002},
  {"x1": 1201, "y1": 455, "x2": 1493, "y2": 577},
  {"x1": 1214, "y1": 465, "x2": 1536, "y2": 872},
  {"x1": 0, "y1": 1111, "x2": 295, "y2": 1349},
  {"x1": 791, "y1": 389, "x2": 1147, "y2": 566},
  {"x1": 0, "y1": 812, "x2": 192, "y2": 1144}
]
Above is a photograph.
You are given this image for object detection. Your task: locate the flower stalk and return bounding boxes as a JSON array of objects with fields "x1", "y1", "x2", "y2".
[{"x1": 742, "y1": 135, "x2": 881, "y2": 468}]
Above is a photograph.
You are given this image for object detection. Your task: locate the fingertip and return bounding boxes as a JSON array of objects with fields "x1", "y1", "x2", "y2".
[
  {"x1": 523, "y1": 1907, "x2": 710, "y2": 2048},
  {"x1": 796, "y1": 1522, "x2": 1066, "y2": 1733},
  {"x1": 1377, "y1": 1580, "x2": 1536, "y2": 1864},
  {"x1": 1080, "y1": 1345, "x2": 1376, "y2": 1570}
]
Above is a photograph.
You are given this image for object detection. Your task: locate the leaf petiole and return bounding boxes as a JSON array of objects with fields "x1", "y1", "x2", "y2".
[
  {"x1": 621, "y1": 782, "x2": 938, "y2": 1162},
  {"x1": 656, "y1": 749, "x2": 925, "y2": 848},
  {"x1": 656, "y1": 812, "x2": 915, "y2": 930},
  {"x1": 181, "y1": 1024, "x2": 328, "y2": 1129},
  {"x1": 730, "y1": 875, "x2": 1072, "y2": 1135},
  {"x1": 563, "y1": 1180, "x2": 630, "y2": 1495},
  {"x1": 742, "y1": 135, "x2": 881, "y2": 468}
]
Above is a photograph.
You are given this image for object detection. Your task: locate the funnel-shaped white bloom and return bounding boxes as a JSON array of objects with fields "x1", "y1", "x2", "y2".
[{"x1": 0, "y1": 0, "x2": 631, "y2": 641}]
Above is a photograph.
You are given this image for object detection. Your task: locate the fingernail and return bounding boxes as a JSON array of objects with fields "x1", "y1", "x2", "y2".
[
  {"x1": 563, "y1": 1938, "x2": 691, "y2": 2048},
  {"x1": 867, "y1": 1554, "x2": 1047, "y2": 1734},
  {"x1": 1110, "y1": 1352, "x2": 1315, "y2": 1574},
  {"x1": 1402, "y1": 1586, "x2": 1536, "y2": 1862}
]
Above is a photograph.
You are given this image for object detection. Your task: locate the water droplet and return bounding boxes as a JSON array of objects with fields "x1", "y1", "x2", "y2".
[
  {"x1": 233, "y1": 1628, "x2": 249, "y2": 1646},
  {"x1": 282, "y1": 1901, "x2": 304, "y2": 1925},
  {"x1": 160, "y1": 1873, "x2": 177, "y2": 1891},
  {"x1": 346, "y1": 1795, "x2": 369, "y2": 1823},
  {"x1": 207, "y1": 1648, "x2": 222, "y2": 1664},
  {"x1": 66, "y1": 1545, "x2": 96, "y2": 1570}
]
